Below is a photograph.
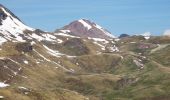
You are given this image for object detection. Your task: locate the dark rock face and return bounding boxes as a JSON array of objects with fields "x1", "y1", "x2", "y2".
[
  {"x1": 62, "y1": 38, "x2": 89, "y2": 56},
  {"x1": 15, "y1": 42, "x2": 33, "y2": 53},
  {"x1": 119, "y1": 34, "x2": 130, "y2": 38},
  {"x1": 115, "y1": 77, "x2": 137, "y2": 89},
  {"x1": 0, "y1": 7, "x2": 7, "y2": 25},
  {"x1": 56, "y1": 19, "x2": 115, "y2": 39},
  {"x1": 34, "y1": 29, "x2": 45, "y2": 34},
  {"x1": 0, "y1": 59, "x2": 20, "y2": 82}
]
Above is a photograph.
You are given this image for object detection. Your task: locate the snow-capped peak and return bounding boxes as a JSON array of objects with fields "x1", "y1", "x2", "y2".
[
  {"x1": 78, "y1": 19, "x2": 92, "y2": 30},
  {"x1": 57, "y1": 19, "x2": 116, "y2": 39},
  {"x1": 0, "y1": 5, "x2": 34, "y2": 32},
  {"x1": 0, "y1": 4, "x2": 34, "y2": 43}
]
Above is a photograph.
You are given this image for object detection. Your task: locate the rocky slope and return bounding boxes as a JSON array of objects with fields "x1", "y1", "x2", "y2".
[{"x1": 0, "y1": 4, "x2": 170, "y2": 100}]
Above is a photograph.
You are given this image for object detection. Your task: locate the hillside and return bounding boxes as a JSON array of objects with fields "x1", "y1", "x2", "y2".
[{"x1": 0, "y1": 4, "x2": 170, "y2": 100}]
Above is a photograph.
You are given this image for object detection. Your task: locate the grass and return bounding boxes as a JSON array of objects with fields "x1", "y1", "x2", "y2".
[
  {"x1": 103, "y1": 60, "x2": 170, "y2": 100},
  {"x1": 1, "y1": 36, "x2": 170, "y2": 100},
  {"x1": 150, "y1": 45, "x2": 170, "y2": 67}
]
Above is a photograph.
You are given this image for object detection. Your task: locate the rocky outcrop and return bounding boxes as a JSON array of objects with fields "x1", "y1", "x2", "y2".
[
  {"x1": 62, "y1": 38, "x2": 89, "y2": 56},
  {"x1": 15, "y1": 42, "x2": 33, "y2": 53}
]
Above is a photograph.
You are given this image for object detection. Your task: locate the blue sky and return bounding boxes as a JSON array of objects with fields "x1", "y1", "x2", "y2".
[{"x1": 1, "y1": 0, "x2": 170, "y2": 36}]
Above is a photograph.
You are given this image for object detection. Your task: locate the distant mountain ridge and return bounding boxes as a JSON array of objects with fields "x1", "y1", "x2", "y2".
[
  {"x1": 56, "y1": 19, "x2": 116, "y2": 39},
  {"x1": 0, "y1": 3, "x2": 116, "y2": 40}
]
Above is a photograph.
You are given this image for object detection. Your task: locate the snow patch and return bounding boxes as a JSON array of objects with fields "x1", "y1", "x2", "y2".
[
  {"x1": 30, "y1": 33, "x2": 44, "y2": 41},
  {"x1": 57, "y1": 39, "x2": 63, "y2": 43},
  {"x1": 130, "y1": 42, "x2": 136, "y2": 44},
  {"x1": 33, "y1": 49, "x2": 51, "y2": 62},
  {"x1": 133, "y1": 59, "x2": 144, "y2": 69},
  {"x1": 95, "y1": 24, "x2": 103, "y2": 29},
  {"x1": 114, "y1": 38, "x2": 120, "y2": 41},
  {"x1": 42, "y1": 34, "x2": 56, "y2": 41},
  {"x1": 1, "y1": 7, "x2": 33, "y2": 31},
  {"x1": 88, "y1": 37, "x2": 109, "y2": 44},
  {"x1": 76, "y1": 63, "x2": 79, "y2": 66},
  {"x1": 93, "y1": 41, "x2": 105, "y2": 50},
  {"x1": 108, "y1": 45, "x2": 119, "y2": 52},
  {"x1": 0, "y1": 7, "x2": 34, "y2": 42},
  {"x1": 36, "y1": 61, "x2": 40, "y2": 64},
  {"x1": 0, "y1": 96, "x2": 4, "y2": 98},
  {"x1": 0, "y1": 82, "x2": 9, "y2": 88},
  {"x1": 142, "y1": 32, "x2": 151, "y2": 40},
  {"x1": 18, "y1": 86, "x2": 28, "y2": 90},
  {"x1": 43, "y1": 45, "x2": 64, "y2": 57},
  {"x1": 78, "y1": 19, "x2": 92, "y2": 30},
  {"x1": 30, "y1": 41, "x2": 36, "y2": 45},
  {"x1": 60, "y1": 30, "x2": 71, "y2": 33},
  {"x1": 70, "y1": 69, "x2": 75, "y2": 73},
  {"x1": 24, "y1": 60, "x2": 28, "y2": 64},
  {"x1": 30, "y1": 33, "x2": 58, "y2": 42},
  {"x1": 55, "y1": 32, "x2": 79, "y2": 38}
]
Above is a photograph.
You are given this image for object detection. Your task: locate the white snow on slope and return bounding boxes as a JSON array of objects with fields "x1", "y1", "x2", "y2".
[
  {"x1": 88, "y1": 37, "x2": 109, "y2": 44},
  {"x1": 94, "y1": 24, "x2": 116, "y2": 38},
  {"x1": 0, "y1": 7, "x2": 34, "y2": 42},
  {"x1": 133, "y1": 59, "x2": 144, "y2": 69},
  {"x1": 42, "y1": 34, "x2": 56, "y2": 41},
  {"x1": 30, "y1": 33, "x2": 44, "y2": 41},
  {"x1": 60, "y1": 30, "x2": 71, "y2": 33},
  {"x1": 43, "y1": 45, "x2": 76, "y2": 58},
  {"x1": 18, "y1": 86, "x2": 28, "y2": 90},
  {"x1": 57, "y1": 39, "x2": 63, "y2": 43},
  {"x1": 0, "y1": 82, "x2": 9, "y2": 88},
  {"x1": 43, "y1": 45, "x2": 65, "y2": 57},
  {"x1": 78, "y1": 19, "x2": 92, "y2": 30},
  {"x1": 142, "y1": 32, "x2": 151, "y2": 40},
  {"x1": 108, "y1": 45, "x2": 119, "y2": 52},
  {"x1": 33, "y1": 49, "x2": 51, "y2": 62},
  {"x1": 0, "y1": 16, "x2": 26, "y2": 42},
  {"x1": 24, "y1": 60, "x2": 28, "y2": 64},
  {"x1": 54, "y1": 32, "x2": 79, "y2": 38},
  {"x1": 30, "y1": 33, "x2": 58, "y2": 42},
  {"x1": 93, "y1": 41, "x2": 105, "y2": 50},
  {"x1": 30, "y1": 41, "x2": 36, "y2": 45},
  {"x1": 95, "y1": 24, "x2": 103, "y2": 29},
  {"x1": 33, "y1": 49, "x2": 73, "y2": 72},
  {"x1": 0, "y1": 7, "x2": 33, "y2": 32},
  {"x1": 0, "y1": 96, "x2": 4, "y2": 98}
]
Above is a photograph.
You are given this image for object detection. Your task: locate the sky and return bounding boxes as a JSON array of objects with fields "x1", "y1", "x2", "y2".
[{"x1": 0, "y1": 0, "x2": 170, "y2": 36}]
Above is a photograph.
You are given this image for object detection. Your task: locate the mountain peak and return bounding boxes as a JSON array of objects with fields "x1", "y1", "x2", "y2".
[
  {"x1": 77, "y1": 19, "x2": 92, "y2": 30},
  {"x1": 0, "y1": 4, "x2": 34, "y2": 32},
  {"x1": 0, "y1": 4, "x2": 22, "y2": 23},
  {"x1": 56, "y1": 19, "x2": 116, "y2": 39},
  {"x1": 0, "y1": 4, "x2": 34, "y2": 43}
]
